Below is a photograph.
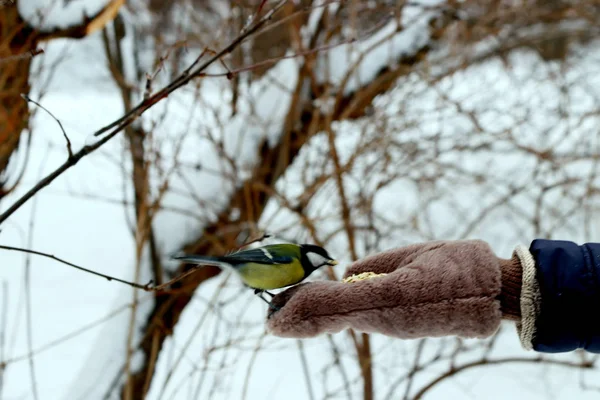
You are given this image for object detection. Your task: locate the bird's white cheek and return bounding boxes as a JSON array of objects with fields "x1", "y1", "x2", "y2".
[{"x1": 307, "y1": 252, "x2": 328, "y2": 267}]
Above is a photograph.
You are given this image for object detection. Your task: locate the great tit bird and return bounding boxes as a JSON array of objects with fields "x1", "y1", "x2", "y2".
[{"x1": 173, "y1": 243, "x2": 338, "y2": 306}]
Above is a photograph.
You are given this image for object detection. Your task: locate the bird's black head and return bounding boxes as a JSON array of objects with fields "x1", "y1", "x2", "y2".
[{"x1": 299, "y1": 244, "x2": 338, "y2": 275}]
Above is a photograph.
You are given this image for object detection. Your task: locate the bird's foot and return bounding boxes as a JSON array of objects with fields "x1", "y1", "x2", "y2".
[{"x1": 254, "y1": 291, "x2": 281, "y2": 313}]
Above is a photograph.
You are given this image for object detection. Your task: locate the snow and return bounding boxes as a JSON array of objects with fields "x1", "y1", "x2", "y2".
[
  {"x1": 18, "y1": 0, "x2": 115, "y2": 32},
  {"x1": 1, "y1": 2, "x2": 600, "y2": 400},
  {"x1": 316, "y1": 1, "x2": 442, "y2": 94}
]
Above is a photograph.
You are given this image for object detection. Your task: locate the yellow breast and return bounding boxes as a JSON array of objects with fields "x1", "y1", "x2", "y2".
[{"x1": 237, "y1": 260, "x2": 305, "y2": 290}]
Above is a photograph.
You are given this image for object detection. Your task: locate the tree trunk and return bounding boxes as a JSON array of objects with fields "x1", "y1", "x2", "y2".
[{"x1": 0, "y1": 3, "x2": 35, "y2": 198}]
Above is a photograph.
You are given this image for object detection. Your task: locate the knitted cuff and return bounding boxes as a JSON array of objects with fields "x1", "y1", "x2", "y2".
[
  {"x1": 498, "y1": 254, "x2": 523, "y2": 321},
  {"x1": 514, "y1": 245, "x2": 541, "y2": 351}
]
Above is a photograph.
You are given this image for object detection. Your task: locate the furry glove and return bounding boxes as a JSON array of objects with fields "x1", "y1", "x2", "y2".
[{"x1": 266, "y1": 240, "x2": 523, "y2": 339}]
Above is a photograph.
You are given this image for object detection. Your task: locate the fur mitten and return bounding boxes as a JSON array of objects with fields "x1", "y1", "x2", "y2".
[{"x1": 267, "y1": 240, "x2": 522, "y2": 339}]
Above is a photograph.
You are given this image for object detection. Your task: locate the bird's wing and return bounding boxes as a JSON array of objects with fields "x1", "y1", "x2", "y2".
[{"x1": 222, "y1": 246, "x2": 295, "y2": 265}]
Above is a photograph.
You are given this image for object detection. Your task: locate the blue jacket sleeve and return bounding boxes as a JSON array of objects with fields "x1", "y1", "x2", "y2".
[{"x1": 529, "y1": 239, "x2": 600, "y2": 353}]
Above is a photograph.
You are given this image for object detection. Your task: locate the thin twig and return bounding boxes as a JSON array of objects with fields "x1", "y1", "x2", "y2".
[
  {"x1": 241, "y1": 332, "x2": 267, "y2": 400},
  {"x1": 0, "y1": 245, "x2": 152, "y2": 290},
  {"x1": 0, "y1": 231, "x2": 272, "y2": 293},
  {"x1": 2, "y1": 297, "x2": 150, "y2": 366},
  {"x1": 230, "y1": 232, "x2": 271, "y2": 253},
  {"x1": 143, "y1": 51, "x2": 171, "y2": 100},
  {"x1": 186, "y1": 297, "x2": 236, "y2": 400},
  {"x1": 21, "y1": 94, "x2": 73, "y2": 157},
  {"x1": 23, "y1": 152, "x2": 48, "y2": 400},
  {"x1": 412, "y1": 357, "x2": 595, "y2": 400},
  {"x1": 202, "y1": 35, "x2": 357, "y2": 79},
  {"x1": 150, "y1": 267, "x2": 203, "y2": 291},
  {"x1": 402, "y1": 339, "x2": 426, "y2": 400},
  {"x1": 0, "y1": 281, "x2": 7, "y2": 398},
  {"x1": 241, "y1": 0, "x2": 269, "y2": 34},
  {"x1": 93, "y1": 0, "x2": 289, "y2": 139},
  {"x1": 297, "y1": 340, "x2": 316, "y2": 400},
  {"x1": 326, "y1": 335, "x2": 353, "y2": 400},
  {"x1": 325, "y1": 118, "x2": 373, "y2": 400},
  {"x1": 156, "y1": 275, "x2": 230, "y2": 400}
]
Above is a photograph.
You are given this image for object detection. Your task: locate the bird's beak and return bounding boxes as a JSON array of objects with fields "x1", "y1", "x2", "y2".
[{"x1": 328, "y1": 260, "x2": 339, "y2": 266}]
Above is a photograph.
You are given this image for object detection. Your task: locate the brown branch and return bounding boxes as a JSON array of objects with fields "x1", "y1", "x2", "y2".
[
  {"x1": 23, "y1": 152, "x2": 49, "y2": 400},
  {"x1": 37, "y1": 0, "x2": 125, "y2": 41},
  {"x1": 358, "y1": 333, "x2": 373, "y2": 400},
  {"x1": 326, "y1": 334, "x2": 353, "y2": 400},
  {"x1": 297, "y1": 339, "x2": 316, "y2": 400},
  {"x1": 403, "y1": 339, "x2": 427, "y2": 400},
  {"x1": 1, "y1": 298, "x2": 144, "y2": 367},
  {"x1": 241, "y1": 333, "x2": 267, "y2": 400},
  {"x1": 412, "y1": 357, "x2": 595, "y2": 400},
  {"x1": 121, "y1": 7, "x2": 455, "y2": 398},
  {"x1": 0, "y1": 281, "x2": 6, "y2": 397},
  {"x1": 102, "y1": 19, "x2": 163, "y2": 396},
  {"x1": 0, "y1": 245, "x2": 153, "y2": 290},
  {"x1": 0, "y1": 8, "x2": 37, "y2": 199},
  {"x1": 123, "y1": 69, "x2": 316, "y2": 400},
  {"x1": 325, "y1": 109, "x2": 373, "y2": 400},
  {"x1": 0, "y1": 48, "x2": 43, "y2": 64},
  {"x1": 241, "y1": 0, "x2": 269, "y2": 34},
  {"x1": 202, "y1": 38, "x2": 357, "y2": 79},
  {"x1": 21, "y1": 94, "x2": 72, "y2": 157},
  {"x1": 101, "y1": 16, "x2": 164, "y2": 295},
  {"x1": 155, "y1": 276, "x2": 232, "y2": 399}
]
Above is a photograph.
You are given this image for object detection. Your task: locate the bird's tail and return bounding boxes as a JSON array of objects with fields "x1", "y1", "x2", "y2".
[{"x1": 172, "y1": 254, "x2": 231, "y2": 269}]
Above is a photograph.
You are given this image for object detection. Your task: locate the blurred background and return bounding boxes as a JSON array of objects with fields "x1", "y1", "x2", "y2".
[{"x1": 1, "y1": 0, "x2": 600, "y2": 399}]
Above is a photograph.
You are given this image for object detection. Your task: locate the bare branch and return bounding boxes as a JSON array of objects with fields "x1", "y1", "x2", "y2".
[
  {"x1": 0, "y1": 245, "x2": 153, "y2": 291},
  {"x1": 0, "y1": 0, "x2": 290, "y2": 226},
  {"x1": 0, "y1": 48, "x2": 43, "y2": 64},
  {"x1": 202, "y1": 36, "x2": 358, "y2": 79},
  {"x1": 37, "y1": 0, "x2": 126, "y2": 42},
  {"x1": 23, "y1": 152, "x2": 48, "y2": 400},
  {"x1": 413, "y1": 357, "x2": 596, "y2": 400},
  {"x1": 21, "y1": 94, "x2": 72, "y2": 157},
  {"x1": 0, "y1": 231, "x2": 272, "y2": 294},
  {"x1": 0, "y1": 281, "x2": 7, "y2": 397},
  {"x1": 1, "y1": 299, "x2": 144, "y2": 367},
  {"x1": 297, "y1": 339, "x2": 316, "y2": 400}
]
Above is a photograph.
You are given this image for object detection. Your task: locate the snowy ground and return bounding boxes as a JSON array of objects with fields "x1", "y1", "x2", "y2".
[{"x1": 1, "y1": 1, "x2": 600, "y2": 399}]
